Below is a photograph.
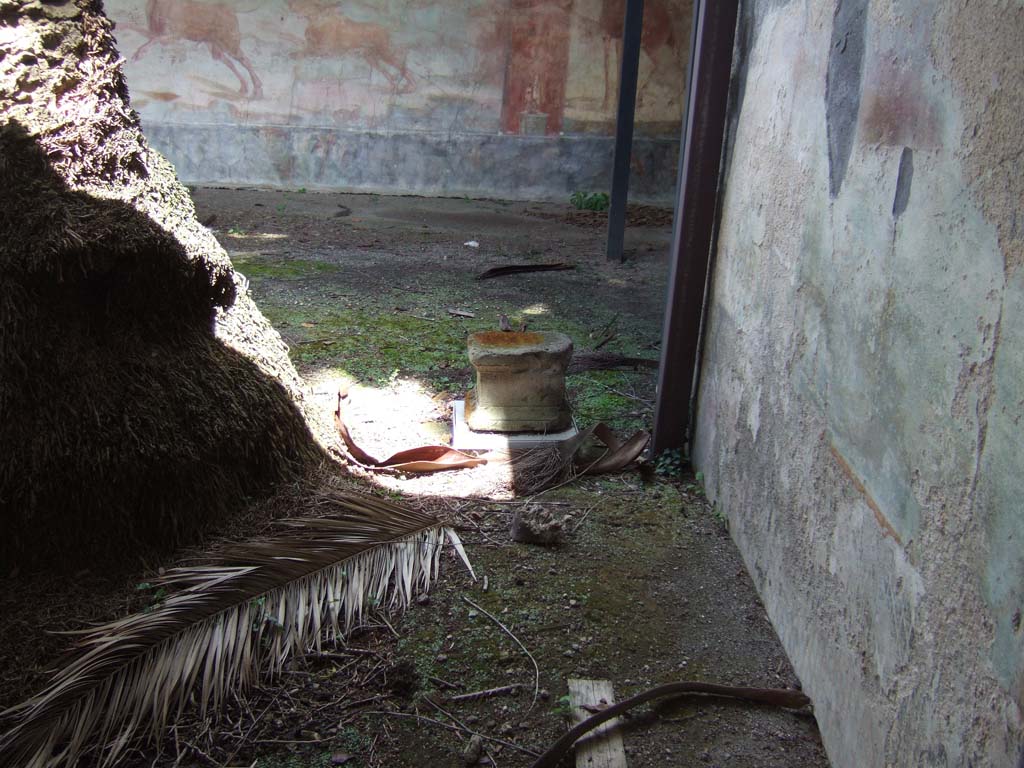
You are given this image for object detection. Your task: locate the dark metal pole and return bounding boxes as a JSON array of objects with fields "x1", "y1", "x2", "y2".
[
  {"x1": 605, "y1": 0, "x2": 644, "y2": 262},
  {"x1": 651, "y1": 0, "x2": 739, "y2": 455}
]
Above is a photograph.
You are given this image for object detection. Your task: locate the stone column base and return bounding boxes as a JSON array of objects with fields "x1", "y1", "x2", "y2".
[{"x1": 465, "y1": 331, "x2": 573, "y2": 433}]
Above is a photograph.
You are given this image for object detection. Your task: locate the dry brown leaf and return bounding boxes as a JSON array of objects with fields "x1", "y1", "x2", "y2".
[{"x1": 334, "y1": 393, "x2": 486, "y2": 474}]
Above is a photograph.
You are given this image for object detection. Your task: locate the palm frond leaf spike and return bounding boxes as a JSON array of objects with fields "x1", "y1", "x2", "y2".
[{"x1": 0, "y1": 490, "x2": 465, "y2": 768}]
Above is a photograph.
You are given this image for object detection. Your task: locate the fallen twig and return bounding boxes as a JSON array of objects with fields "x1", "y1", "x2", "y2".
[
  {"x1": 568, "y1": 352, "x2": 658, "y2": 374},
  {"x1": 316, "y1": 647, "x2": 382, "y2": 659},
  {"x1": 462, "y1": 596, "x2": 540, "y2": 710},
  {"x1": 364, "y1": 711, "x2": 540, "y2": 757},
  {"x1": 314, "y1": 693, "x2": 389, "y2": 714},
  {"x1": 529, "y1": 681, "x2": 811, "y2": 768},
  {"x1": 569, "y1": 506, "x2": 595, "y2": 533},
  {"x1": 596, "y1": 381, "x2": 653, "y2": 407},
  {"x1": 220, "y1": 691, "x2": 281, "y2": 766},
  {"x1": 449, "y1": 684, "x2": 525, "y2": 703},
  {"x1": 421, "y1": 694, "x2": 500, "y2": 767},
  {"x1": 428, "y1": 675, "x2": 463, "y2": 690},
  {"x1": 593, "y1": 331, "x2": 616, "y2": 350}
]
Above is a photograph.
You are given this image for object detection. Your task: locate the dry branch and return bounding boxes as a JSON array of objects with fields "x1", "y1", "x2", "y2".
[
  {"x1": 530, "y1": 681, "x2": 812, "y2": 768},
  {"x1": 462, "y1": 597, "x2": 540, "y2": 710}
]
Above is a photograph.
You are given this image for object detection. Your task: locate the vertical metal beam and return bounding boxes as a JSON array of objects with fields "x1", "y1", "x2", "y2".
[
  {"x1": 605, "y1": 0, "x2": 645, "y2": 262},
  {"x1": 651, "y1": 0, "x2": 739, "y2": 455}
]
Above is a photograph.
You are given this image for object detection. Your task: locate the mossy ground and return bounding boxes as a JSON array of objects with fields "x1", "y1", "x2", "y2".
[
  {"x1": 184, "y1": 189, "x2": 828, "y2": 768},
  {"x1": 213, "y1": 189, "x2": 663, "y2": 439},
  {"x1": 0, "y1": 190, "x2": 825, "y2": 768},
  {"x1": 218, "y1": 472, "x2": 824, "y2": 768}
]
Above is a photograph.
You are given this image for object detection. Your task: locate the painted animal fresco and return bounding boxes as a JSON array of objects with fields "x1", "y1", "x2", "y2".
[
  {"x1": 285, "y1": 0, "x2": 415, "y2": 93},
  {"x1": 111, "y1": 0, "x2": 689, "y2": 137},
  {"x1": 132, "y1": 0, "x2": 263, "y2": 99}
]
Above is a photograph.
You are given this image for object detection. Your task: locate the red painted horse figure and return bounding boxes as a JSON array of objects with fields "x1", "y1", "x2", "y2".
[{"x1": 132, "y1": 0, "x2": 264, "y2": 100}]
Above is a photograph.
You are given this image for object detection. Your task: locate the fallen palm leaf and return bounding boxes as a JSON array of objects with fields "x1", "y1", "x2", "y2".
[
  {"x1": 557, "y1": 422, "x2": 650, "y2": 476},
  {"x1": 0, "y1": 491, "x2": 466, "y2": 768},
  {"x1": 582, "y1": 423, "x2": 650, "y2": 474},
  {"x1": 475, "y1": 263, "x2": 575, "y2": 280},
  {"x1": 334, "y1": 392, "x2": 487, "y2": 474}
]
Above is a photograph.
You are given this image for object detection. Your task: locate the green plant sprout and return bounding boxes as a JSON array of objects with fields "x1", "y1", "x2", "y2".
[{"x1": 570, "y1": 191, "x2": 610, "y2": 211}]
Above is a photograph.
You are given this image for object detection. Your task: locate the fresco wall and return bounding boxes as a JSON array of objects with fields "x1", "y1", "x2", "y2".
[
  {"x1": 106, "y1": 0, "x2": 692, "y2": 200},
  {"x1": 693, "y1": 0, "x2": 1024, "y2": 764}
]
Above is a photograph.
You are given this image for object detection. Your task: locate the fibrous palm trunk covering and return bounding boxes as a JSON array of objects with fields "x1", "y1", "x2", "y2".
[{"x1": 0, "y1": 0, "x2": 334, "y2": 569}]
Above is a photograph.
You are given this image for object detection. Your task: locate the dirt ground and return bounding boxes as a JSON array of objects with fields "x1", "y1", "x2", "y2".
[{"x1": 0, "y1": 189, "x2": 829, "y2": 768}]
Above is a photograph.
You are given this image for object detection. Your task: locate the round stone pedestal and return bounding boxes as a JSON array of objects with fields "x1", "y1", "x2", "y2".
[{"x1": 464, "y1": 331, "x2": 573, "y2": 433}]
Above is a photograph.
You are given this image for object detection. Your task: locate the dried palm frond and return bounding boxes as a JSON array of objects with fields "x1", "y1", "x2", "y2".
[
  {"x1": 0, "y1": 491, "x2": 469, "y2": 768},
  {"x1": 509, "y1": 444, "x2": 572, "y2": 495}
]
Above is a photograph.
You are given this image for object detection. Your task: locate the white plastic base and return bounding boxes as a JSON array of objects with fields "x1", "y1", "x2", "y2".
[{"x1": 452, "y1": 400, "x2": 579, "y2": 452}]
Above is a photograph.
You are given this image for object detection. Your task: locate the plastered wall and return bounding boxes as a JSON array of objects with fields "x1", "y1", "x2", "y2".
[
  {"x1": 106, "y1": 0, "x2": 692, "y2": 200},
  {"x1": 693, "y1": 0, "x2": 1023, "y2": 764}
]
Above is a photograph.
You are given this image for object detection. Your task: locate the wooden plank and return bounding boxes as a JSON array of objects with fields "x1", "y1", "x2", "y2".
[{"x1": 567, "y1": 678, "x2": 627, "y2": 768}]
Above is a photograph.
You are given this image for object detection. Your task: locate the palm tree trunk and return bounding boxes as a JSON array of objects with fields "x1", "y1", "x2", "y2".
[{"x1": 0, "y1": 0, "x2": 332, "y2": 570}]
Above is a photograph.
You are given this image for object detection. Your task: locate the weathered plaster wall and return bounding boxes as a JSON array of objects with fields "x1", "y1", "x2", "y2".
[
  {"x1": 105, "y1": 0, "x2": 691, "y2": 200},
  {"x1": 694, "y1": 0, "x2": 1023, "y2": 765}
]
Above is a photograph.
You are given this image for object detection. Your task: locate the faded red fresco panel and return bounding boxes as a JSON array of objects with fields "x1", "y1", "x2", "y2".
[
  {"x1": 501, "y1": 0, "x2": 574, "y2": 135},
  {"x1": 599, "y1": 0, "x2": 682, "y2": 58}
]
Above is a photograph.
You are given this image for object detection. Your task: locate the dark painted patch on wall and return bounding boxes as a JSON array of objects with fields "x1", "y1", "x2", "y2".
[
  {"x1": 892, "y1": 147, "x2": 913, "y2": 217},
  {"x1": 146, "y1": 125, "x2": 681, "y2": 203},
  {"x1": 825, "y1": 0, "x2": 868, "y2": 198}
]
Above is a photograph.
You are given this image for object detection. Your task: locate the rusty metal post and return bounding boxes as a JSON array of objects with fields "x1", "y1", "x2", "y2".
[{"x1": 651, "y1": 0, "x2": 739, "y2": 455}]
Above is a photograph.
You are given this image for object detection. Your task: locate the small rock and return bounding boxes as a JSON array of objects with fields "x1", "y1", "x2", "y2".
[
  {"x1": 435, "y1": 654, "x2": 449, "y2": 663},
  {"x1": 331, "y1": 753, "x2": 353, "y2": 766},
  {"x1": 539, "y1": 689, "x2": 550, "y2": 700},
  {"x1": 462, "y1": 734, "x2": 484, "y2": 765},
  {"x1": 511, "y1": 505, "x2": 571, "y2": 546},
  {"x1": 568, "y1": 599, "x2": 578, "y2": 607},
  {"x1": 416, "y1": 593, "x2": 431, "y2": 606},
  {"x1": 499, "y1": 721, "x2": 515, "y2": 736},
  {"x1": 468, "y1": 610, "x2": 479, "y2": 619},
  {"x1": 563, "y1": 649, "x2": 574, "y2": 658}
]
